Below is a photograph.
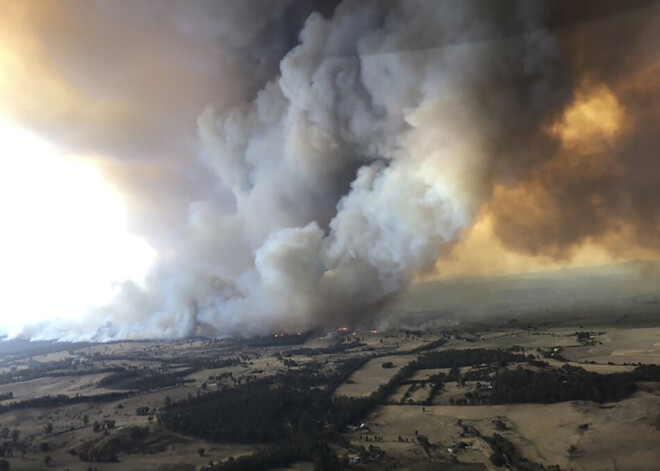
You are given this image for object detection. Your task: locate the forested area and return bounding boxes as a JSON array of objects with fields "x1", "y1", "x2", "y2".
[
  {"x1": 281, "y1": 342, "x2": 364, "y2": 357},
  {"x1": 159, "y1": 355, "x2": 406, "y2": 470},
  {"x1": 158, "y1": 348, "x2": 660, "y2": 470},
  {"x1": 160, "y1": 379, "x2": 329, "y2": 443},
  {"x1": 98, "y1": 368, "x2": 196, "y2": 392},
  {"x1": 158, "y1": 348, "x2": 539, "y2": 469},
  {"x1": 0, "y1": 392, "x2": 133, "y2": 415},
  {"x1": 159, "y1": 358, "x2": 370, "y2": 442},
  {"x1": 491, "y1": 364, "x2": 660, "y2": 404},
  {"x1": 0, "y1": 361, "x2": 123, "y2": 386},
  {"x1": 82, "y1": 353, "x2": 241, "y2": 370}
]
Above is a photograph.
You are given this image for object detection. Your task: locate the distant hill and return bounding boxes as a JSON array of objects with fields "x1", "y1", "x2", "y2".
[{"x1": 382, "y1": 260, "x2": 660, "y2": 326}]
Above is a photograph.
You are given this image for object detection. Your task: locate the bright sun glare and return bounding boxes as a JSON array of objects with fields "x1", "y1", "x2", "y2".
[{"x1": 0, "y1": 118, "x2": 156, "y2": 337}]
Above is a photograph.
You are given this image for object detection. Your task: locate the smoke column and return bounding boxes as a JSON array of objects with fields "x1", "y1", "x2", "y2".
[
  {"x1": 55, "y1": 0, "x2": 563, "y2": 340},
  {"x1": 8, "y1": 0, "x2": 659, "y2": 340}
]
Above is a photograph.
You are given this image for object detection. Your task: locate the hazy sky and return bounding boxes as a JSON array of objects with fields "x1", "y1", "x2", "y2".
[{"x1": 0, "y1": 1, "x2": 659, "y2": 339}]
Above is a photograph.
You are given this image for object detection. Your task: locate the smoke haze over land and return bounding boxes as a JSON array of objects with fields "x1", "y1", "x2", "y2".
[{"x1": 0, "y1": 1, "x2": 659, "y2": 340}]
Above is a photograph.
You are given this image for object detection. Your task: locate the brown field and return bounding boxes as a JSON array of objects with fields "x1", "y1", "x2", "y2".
[
  {"x1": 1, "y1": 308, "x2": 660, "y2": 469},
  {"x1": 0, "y1": 373, "x2": 118, "y2": 401},
  {"x1": 334, "y1": 355, "x2": 416, "y2": 398},
  {"x1": 352, "y1": 392, "x2": 660, "y2": 471}
]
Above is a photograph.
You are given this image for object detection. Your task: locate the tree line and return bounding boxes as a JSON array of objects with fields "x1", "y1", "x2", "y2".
[
  {"x1": 97, "y1": 368, "x2": 197, "y2": 392},
  {"x1": 490, "y1": 364, "x2": 660, "y2": 404},
  {"x1": 0, "y1": 391, "x2": 134, "y2": 415}
]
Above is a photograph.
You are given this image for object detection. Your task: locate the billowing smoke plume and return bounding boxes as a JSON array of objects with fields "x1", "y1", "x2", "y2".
[
  {"x1": 61, "y1": 0, "x2": 568, "y2": 340},
  {"x1": 6, "y1": 1, "x2": 660, "y2": 339},
  {"x1": 0, "y1": 0, "x2": 340, "y2": 248}
]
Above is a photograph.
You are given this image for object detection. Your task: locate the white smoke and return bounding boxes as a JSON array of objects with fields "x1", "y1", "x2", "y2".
[{"x1": 31, "y1": 0, "x2": 568, "y2": 340}]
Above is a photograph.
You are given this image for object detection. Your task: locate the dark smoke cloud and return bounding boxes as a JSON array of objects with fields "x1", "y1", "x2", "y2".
[
  {"x1": 46, "y1": 0, "x2": 571, "y2": 340},
  {"x1": 0, "y1": 0, "x2": 340, "y2": 248},
  {"x1": 5, "y1": 1, "x2": 658, "y2": 339},
  {"x1": 488, "y1": 1, "x2": 660, "y2": 259}
]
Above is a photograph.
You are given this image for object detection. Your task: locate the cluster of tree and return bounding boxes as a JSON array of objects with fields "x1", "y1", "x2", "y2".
[
  {"x1": 0, "y1": 391, "x2": 133, "y2": 415},
  {"x1": 212, "y1": 357, "x2": 242, "y2": 368},
  {"x1": 159, "y1": 358, "x2": 370, "y2": 444},
  {"x1": 241, "y1": 333, "x2": 311, "y2": 348},
  {"x1": 0, "y1": 339, "x2": 92, "y2": 360},
  {"x1": 97, "y1": 368, "x2": 196, "y2": 392},
  {"x1": 461, "y1": 367, "x2": 494, "y2": 382},
  {"x1": 0, "y1": 442, "x2": 14, "y2": 459},
  {"x1": 399, "y1": 383, "x2": 416, "y2": 404},
  {"x1": 415, "y1": 349, "x2": 527, "y2": 370},
  {"x1": 536, "y1": 347, "x2": 568, "y2": 362},
  {"x1": 423, "y1": 374, "x2": 445, "y2": 405},
  {"x1": 575, "y1": 331, "x2": 597, "y2": 346},
  {"x1": 575, "y1": 331, "x2": 593, "y2": 341},
  {"x1": 328, "y1": 360, "x2": 418, "y2": 428},
  {"x1": 0, "y1": 360, "x2": 121, "y2": 385},
  {"x1": 403, "y1": 330, "x2": 423, "y2": 337},
  {"x1": 207, "y1": 372, "x2": 233, "y2": 383},
  {"x1": 76, "y1": 436, "x2": 121, "y2": 463},
  {"x1": 161, "y1": 380, "x2": 310, "y2": 442},
  {"x1": 299, "y1": 352, "x2": 524, "y2": 424},
  {"x1": 0, "y1": 428, "x2": 20, "y2": 445},
  {"x1": 181, "y1": 357, "x2": 242, "y2": 369},
  {"x1": 81, "y1": 352, "x2": 241, "y2": 371},
  {"x1": 485, "y1": 433, "x2": 554, "y2": 470},
  {"x1": 165, "y1": 349, "x2": 568, "y2": 470},
  {"x1": 0, "y1": 393, "x2": 12, "y2": 402},
  {"x1": 75, "y1": 426, "x2": 152, "y2": 463},
  {"x1": 490, "y1": 364, "x2": 660, "y2": 404},
  {"x1": 281, "y1": 341, "x2": 364, "y2": 357},
  {"x1": 205, "y1": 436, "x2": 341, "y2": 471},
  {"x1": 408, "y1": 337, "x2": 448, "y2": 354},
  {"x1": 160, "y1": 357, "x2": 401, "y2": 471},
  {"x1": 92, "y1": 419, "x2": 116, "y2": 433},
  {"x1": 276, "y1": 363, "x2": 331, "y2": 389}
]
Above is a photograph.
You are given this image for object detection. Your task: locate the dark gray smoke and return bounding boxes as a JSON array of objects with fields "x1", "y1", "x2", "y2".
[
  {"x1": 47, "y1": 0, "x2": 567, "y2": 339},
  {"x1": 9, "y1": 1, "x2": 659, "y2": 340}
]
